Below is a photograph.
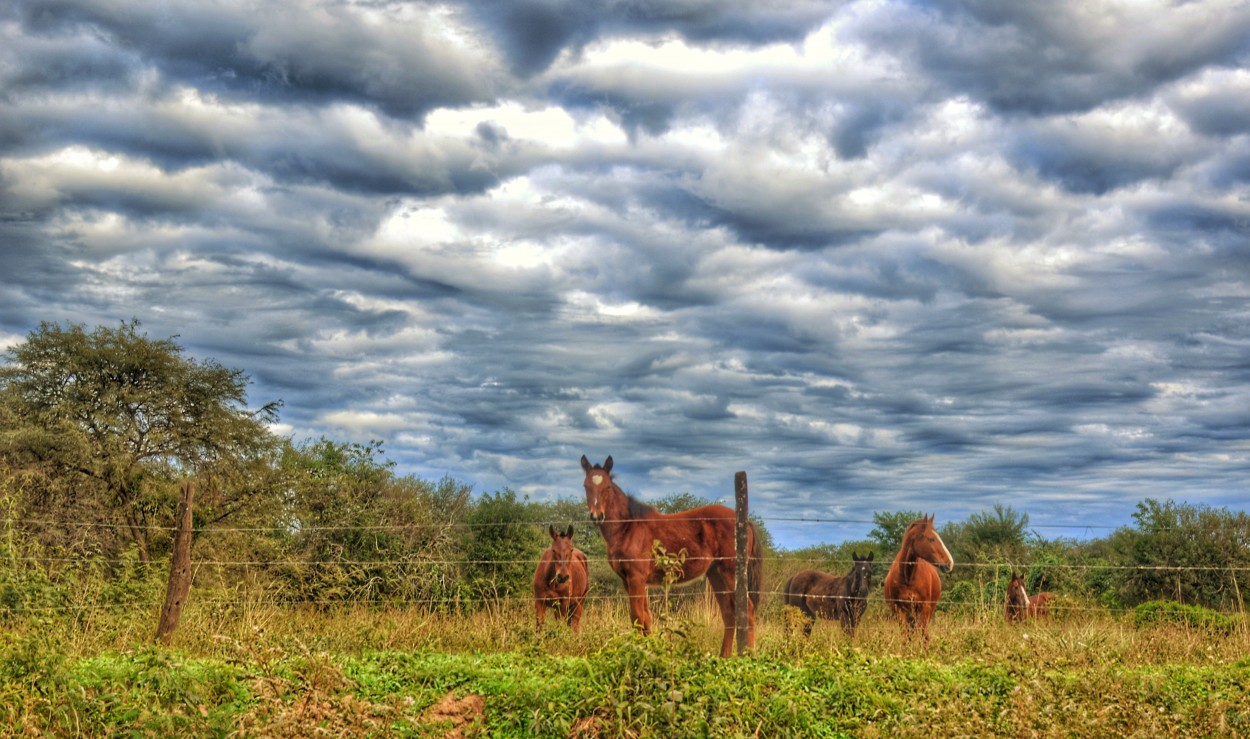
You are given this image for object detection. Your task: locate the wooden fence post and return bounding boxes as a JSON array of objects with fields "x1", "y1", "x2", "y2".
[
  {"x1": 734, "y1": 470, "x2": 749, "y2": 656},
  {"x1": 156, "y1": 480, "x2": 194, "y2": 646}
]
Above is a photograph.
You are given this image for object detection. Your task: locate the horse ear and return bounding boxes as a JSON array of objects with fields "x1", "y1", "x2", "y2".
[
  {"x1": 565, "y1": 524, "x2": 574, "y2": 538},
  {"x1": 580, "y1": 455, "x2": 591, "y2": 473},
  {"x1": 603, "y1": 456, "x2": 613, "y2": 474},
  {"x1": 867, "y1": 551, "x2": 874, "y2": 561},
  {"x1": 548, "y1": 525, "x2": 557, "y2": 540}
]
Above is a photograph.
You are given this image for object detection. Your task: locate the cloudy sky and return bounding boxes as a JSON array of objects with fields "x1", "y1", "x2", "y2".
[{"x1": 2, "y1": 0, "x2": 1249, "y2": 549}]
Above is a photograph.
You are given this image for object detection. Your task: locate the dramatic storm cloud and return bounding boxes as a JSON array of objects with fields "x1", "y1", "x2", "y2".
[{"x1": 2, "y1": 0, "x2": 1248, "y2": 547}]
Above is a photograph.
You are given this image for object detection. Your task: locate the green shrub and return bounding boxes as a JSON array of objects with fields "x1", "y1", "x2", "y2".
[{"x1": 1132, "y1": 600, "x2": 1239, "y2": 634}]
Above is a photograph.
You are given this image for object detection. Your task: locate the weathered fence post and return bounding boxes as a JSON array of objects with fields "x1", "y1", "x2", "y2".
[
  {"x1": 156, "y1": 480, "x2": 194, "y2": 646},
  {"x1": 734, "y1": 470, "x2": 749, "y2": 656}
]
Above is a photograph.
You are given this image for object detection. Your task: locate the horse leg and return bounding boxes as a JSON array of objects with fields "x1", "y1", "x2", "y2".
[
  {"x1": 707, "y1": 567, "x2": 738, "y2": 657},
  {"x1": 625, "y1": 575, "x2": 653, "y2": 635},
  {"x1": 798, "y1": 596, "x2": 817, "y2": 638},
  {"x1": 535, "y1": 598, "x2": 547, "y2": 631},
  {"x1": 916, "y1": 603, "x2": 934, "y2": 642},
  {"x1": 839, "y1": 610, "x2": 854, "y2": 638},
  {"x1": 844, "y1": 601, "x2": 865, "y2": 638},
  {"x1": 897, "y1": 599, "x2": 919, "y2": 637},
  {"x1": 746, "y1": 580, "x2": 757, "y2": 651},
  {"x1": 569, "y1": 599, "x2": 583, "y2": 634}
]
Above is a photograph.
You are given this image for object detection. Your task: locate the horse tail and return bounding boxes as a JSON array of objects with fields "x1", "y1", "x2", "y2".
[
  {"x1": 748, "y1": 523, "x2": 764, "y2": 608},
  {"x1": 781, "y1": 573, "x2": 797, "y2": 608}
]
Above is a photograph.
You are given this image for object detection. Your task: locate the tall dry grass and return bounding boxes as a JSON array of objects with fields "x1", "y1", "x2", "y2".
[{"x1": 124, "y1": 581, "x2": 1245, "y2": 671}]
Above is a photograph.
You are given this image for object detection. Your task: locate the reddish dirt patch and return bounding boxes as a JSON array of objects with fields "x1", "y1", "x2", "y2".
[
  {"x1": 421, "y1": 691, "x2": 485, "y2": 738},
  {"x1": 568, "y1": 716, "x2": 601, "y2": 737}
]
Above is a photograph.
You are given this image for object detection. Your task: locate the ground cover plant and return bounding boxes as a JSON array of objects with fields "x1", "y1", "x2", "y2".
[{"x1": 1, "y1": 588, "x2": 1249, "y2": 737}]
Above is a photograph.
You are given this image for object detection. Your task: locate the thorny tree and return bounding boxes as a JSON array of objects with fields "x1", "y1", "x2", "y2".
[{"x1": 0, "y1": 320, "x2": 279, "y2": 563}]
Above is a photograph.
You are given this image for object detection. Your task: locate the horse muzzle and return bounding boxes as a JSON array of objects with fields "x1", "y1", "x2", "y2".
[{"x1": 589, "y1": 511, "x2": 605, "y2": 524}]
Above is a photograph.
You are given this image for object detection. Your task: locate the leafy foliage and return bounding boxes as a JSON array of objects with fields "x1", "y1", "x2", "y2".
[
  {"x1": 0, "y1": 320, "x2": 279, "y2": 562},
  {"x1": 945, "y1": 504, "x2": 1030, "y2": 562},
  {"x1": 1108, "y1": 499, "x2": 1250, "y2": 609},
  {"x1": 1133, "y1": 600, "x2": 1239, "y2": 634},
  {"x1": 463, "y1": 489, "x2": 546, "y2": 603},
  {"x1": 5, "y1": 626, "x2": 1250, "y2": 737}
]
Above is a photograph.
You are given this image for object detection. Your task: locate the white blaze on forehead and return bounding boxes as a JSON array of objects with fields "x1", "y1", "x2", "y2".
[
  {"x1": 591, "y1": 475, "x2": 603, "y2": 485},
  {"x1": 938, "y1": 534, "x2": 954, "y2": 566}
]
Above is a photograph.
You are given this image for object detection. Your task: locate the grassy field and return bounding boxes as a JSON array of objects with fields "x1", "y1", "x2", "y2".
[{"x1": 1, "y1": 591, "x2": 1248, "y2": 737}]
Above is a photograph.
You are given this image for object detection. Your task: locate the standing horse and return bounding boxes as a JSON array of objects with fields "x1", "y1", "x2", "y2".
[
  {"x1": 784, "y1": 551, "x2": 874, "y2": 638},
  {"x1": 533, "y1": 525, "x2": 590, "y2": 633},
  {"x1": 580, "y1": 455, "x2": 763, "y2": 657},
  {"x1": 1005, "y1": 573, "x2": 1054, "y2": 624},
  {"x1": 882, "y1": 514, "x2": 953, "y2": 640}
]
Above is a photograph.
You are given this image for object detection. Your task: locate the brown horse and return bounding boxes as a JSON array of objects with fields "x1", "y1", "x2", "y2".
[
  {"x1": 882, "y1": 514, "x2": 953, "y2": 640},
  {"x1": 580, "y1": 455, "x2": 763, "y2": 657},
  {"x1": 1005, "y1": 573, "x2": 1054, "y2": 624},
  {"x1": 784, "y1": 551, "x2": 874, "y2": 638},
  {"x1": 533, "y1": 525, "x2": 590, "y2": 633}
]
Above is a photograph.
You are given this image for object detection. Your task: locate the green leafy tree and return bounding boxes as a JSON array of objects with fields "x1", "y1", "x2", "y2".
[
  {"x1": 463, "y1": 489, "x2": 545, "y2": 605},
  {"x1": 867, "y1": 510, "x2": 925, "y2": 557},
  {"x1": 654, "y1": 492, "x2": 713, "y2": 514},
  {"x1": 265, "y1": 438, "x2": 476, "y2": 606},
  {"x1": 1109, "y1": 498, "x2": 1250, "y2": 610},
  {"x1": 273, "y1": 438, "x2": 391, "y2": 601},
  {"x1": 948, "y1": 504, "x2": 1030, "y2": 563},
  {"x1": 0, "y1": 320, "x2": 279, "y2": 563}
]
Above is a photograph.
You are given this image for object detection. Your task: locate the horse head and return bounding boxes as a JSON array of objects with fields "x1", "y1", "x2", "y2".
[
  {"x1": 908, "y1": 514, "x2": 954, "y2": 573},
  {"x1": 547, "y1": 524, "x2": 577, "y2": 585},
  {"x1": 849, "y1": 551, "x2": 874, "y2": 597},
  {"x1": 580, "y1": 454, "x2": 614, "y2": 524},
  {"x1": 1006, "y1": 573, "x2": 1029, "y2": 609}
]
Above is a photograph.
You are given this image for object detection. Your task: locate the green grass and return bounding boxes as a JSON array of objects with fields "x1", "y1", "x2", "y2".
[{"x1": 2, "y1": 593, "x2": 1249, "y2": 736}]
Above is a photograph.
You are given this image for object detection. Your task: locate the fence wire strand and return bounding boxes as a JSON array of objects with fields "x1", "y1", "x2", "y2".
[{"x1": 4, "y1": 511, "x2": 1250, "y2": 623}]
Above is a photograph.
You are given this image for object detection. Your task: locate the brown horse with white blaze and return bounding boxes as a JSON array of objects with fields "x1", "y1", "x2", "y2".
[
  {"x1": 580, "y1": 455, "x2": 763, "y2": 657},
  {"x1": 883, "y1": 514, "x2": 953, "y2": 640},
  {"x1": 1005, "y1": 573, "x2": 1054, "y2": 624},
  {"x1": 533, "y1": 525, "x2": 589, "y2": 632}
]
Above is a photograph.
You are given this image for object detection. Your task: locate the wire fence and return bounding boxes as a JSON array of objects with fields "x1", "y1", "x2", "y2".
[
  {"x1": 3, "y1": 513, "x2": 1249, "y2": 624},
  {"x1": 8, "y1": 513, "x2": 1245, "y2": 535},
  {"x1": 4, "y1": 553, "x2": 1250, "y2": 574}
]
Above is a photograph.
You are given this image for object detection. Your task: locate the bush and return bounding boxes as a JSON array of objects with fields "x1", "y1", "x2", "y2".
[{"x1": 1132, "y1": 600, "x2": 1239, "y2": 634}]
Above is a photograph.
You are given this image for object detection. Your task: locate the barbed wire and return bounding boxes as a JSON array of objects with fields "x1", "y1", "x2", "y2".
[
  {"x1": 7, "y1": 513, "x2": 1250, "y2": 536},
  {"x1": 5, "y1": 552, "x2": 1250, "y2": 573}
]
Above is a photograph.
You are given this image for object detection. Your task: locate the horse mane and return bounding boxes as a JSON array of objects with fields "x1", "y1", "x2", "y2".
[{"x1": 625, "y1": 493, "x2": 658, "y2": 518}]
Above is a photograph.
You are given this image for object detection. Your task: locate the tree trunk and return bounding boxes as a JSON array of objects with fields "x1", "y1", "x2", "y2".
[
  {"x1": 155, "y1": 481, "x2": 194, "y2": 646},
  {"x1": 123, "y1": 509, "x2": 152, "y2": 565}
]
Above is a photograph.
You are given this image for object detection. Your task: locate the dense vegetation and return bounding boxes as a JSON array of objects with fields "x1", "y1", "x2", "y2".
[
  {"x1": 2, "y1": 320, "x2": 1249, "y2": 735},
  {"x1": 1, "y1": 593, "x2": 1248, "y2": 736}
]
